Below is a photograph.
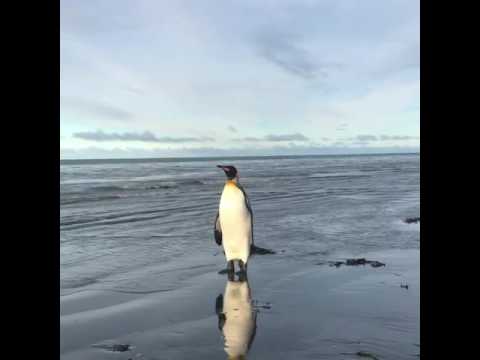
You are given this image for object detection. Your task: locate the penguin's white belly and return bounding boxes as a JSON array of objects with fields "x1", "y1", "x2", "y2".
[{"x1": 219, "y1": 185, "x2": 252, "y2": 263}]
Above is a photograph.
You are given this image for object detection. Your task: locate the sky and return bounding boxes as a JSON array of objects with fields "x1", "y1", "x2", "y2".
[{"x1": 60, "y1": 0, "x2": 419, "y2": 159}]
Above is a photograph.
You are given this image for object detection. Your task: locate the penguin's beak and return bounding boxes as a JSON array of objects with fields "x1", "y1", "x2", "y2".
[{"x1": 217, "y1": 165, "x2": 225, "y2": 170}]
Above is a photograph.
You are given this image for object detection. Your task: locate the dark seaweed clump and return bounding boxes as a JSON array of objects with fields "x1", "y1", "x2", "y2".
[{"x1": 329, "y1": 258, "x2": 385, "y2": 268}]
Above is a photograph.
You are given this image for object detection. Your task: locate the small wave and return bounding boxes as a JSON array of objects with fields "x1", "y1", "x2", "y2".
[
  {"x1": 61, "y1": 195, "x2": 122, "y2": 205},
  {"x1": 178, "y1": 179, "x2": 205, "y2": 185},
  {"x1": 62, "y1": 174, "x2": 207, "y2": 185},
  {"x1": 60, "y1": 201, "x2": 214, "y2": 229},
  {"x1": 142, "y1": 179, "x2": 203, "y2": 190},
  {"x1": 90, "y1": 185, "x2": 126, "y2": 192},
  {"x1": 62, "y1": 179, "x2": 205, "y2": 198},
  {"x1": 309, "y1": 171, "x2": 368, "y2": 178},
  {"x1": 61, "y1": 277, "x2": 98, "y2": 289},
  {"x1": 144, "y1": 184, "x2": 177, "y2": 190},
  {"x1": 60, "y1": 178, "x2": 126, "y2": 185},
  {"x1": 90, "y1": 288, "x2": 175, "y2": 295}
]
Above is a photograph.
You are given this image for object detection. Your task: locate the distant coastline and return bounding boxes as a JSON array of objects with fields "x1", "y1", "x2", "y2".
[{"x1": 60, "y1": 152, "x2": 419, "y2": 165}]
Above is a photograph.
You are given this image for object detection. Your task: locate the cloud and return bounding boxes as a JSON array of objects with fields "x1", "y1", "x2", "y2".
[
  {"x1": 343, "y1": 134, "x2": 419, "y2": 143},
  {"x1": 61, "y1": 0, "x2": 141, "y2": 36},
  {"x1": 60, "y1": 1, "x2": 419, "y2": 155},
  {"x1": 352, "y1": 142, "x2": 370, "y2": 146},
  {"x1": 61, "y1": 97, "x2": 133, "y2": 121},
  {"x1": 380, "y1": 135, "x2": 418, "y2": 141},
  {"x1": 234, "y1": 133, "x2": 310, "y2": 142},
  {"x1": 356, "y1": 134, "x2": 378, "y2": 141},
  {"x1": 265, "y1": 133, "x2": 309, "y2": 141},
  {"x1": 239, "y1": 137, "x2": 263, "y2": 142},
  {"x1": 257, "y1": 36, "x2": 315, "y2": 79},
  {"x1": 125, "y1": 85, "x2": 145, "y2": 95},
  {"x1": 73, "y1": 130, "x2": 214, "y2": 143},
  {"x1": 254, "y1": 31, "x2": 326, "y2": 80},
  {"x1": 373, "y1": 41, "x2": 420, "y2": 79}
]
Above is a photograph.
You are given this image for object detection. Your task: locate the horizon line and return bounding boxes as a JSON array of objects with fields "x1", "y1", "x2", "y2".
[{"x1": 60, "y1": 151, "x2": 420, "y2": 162}]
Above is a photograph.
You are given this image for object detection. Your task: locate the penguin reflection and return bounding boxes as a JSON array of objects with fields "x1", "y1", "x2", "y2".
[{"x1": 215, "y1": 277, "x2": 257, "y2": 360}]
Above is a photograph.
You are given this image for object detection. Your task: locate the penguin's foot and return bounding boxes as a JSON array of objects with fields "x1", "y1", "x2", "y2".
[
  {"x1": 237, "y1": 260, "x2": 248, "y2": 281},
  {"x1": 237, "y1": 270, "x2": 248, "y2": 282},
  {"x1": 227, "y1": 260, "x2": 235, "y2": 273},
  {"x1": 218, "y1": 261, "x2": 236, "y2": 277},
  {"x1": 238, "y1": 260, "x2": 248, "y2": 271}
]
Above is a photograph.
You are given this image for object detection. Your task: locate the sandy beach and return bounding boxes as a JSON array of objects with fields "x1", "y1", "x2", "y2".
[{"x1": 61, "y1": 247, "x2": 419, "y2": 360}]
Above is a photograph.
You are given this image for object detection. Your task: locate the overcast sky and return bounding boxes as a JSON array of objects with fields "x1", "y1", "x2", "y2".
[{"x1": 60, "y1": 0, "x2": 419, "y2": 159}]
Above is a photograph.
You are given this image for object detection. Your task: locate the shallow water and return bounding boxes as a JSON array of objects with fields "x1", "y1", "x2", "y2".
[
  {"x1": 60, "y1": 154, "x2": 419, "y2": 295},
  {"x1": 60, "y1": 248, "x2": 419, "y2": 360},
  {"x1": 60, "y1": 154, "x2": 420, "y2": 359}
]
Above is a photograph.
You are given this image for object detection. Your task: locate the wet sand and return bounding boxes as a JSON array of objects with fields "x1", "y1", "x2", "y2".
[{"x1": 60, "y1": 248, "x2": 419, "y2": 360}]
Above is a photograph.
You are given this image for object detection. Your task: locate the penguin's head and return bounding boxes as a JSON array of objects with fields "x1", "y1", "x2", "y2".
[{"x1": 217, "y1": 165, "x2": 238, "y2": 180}]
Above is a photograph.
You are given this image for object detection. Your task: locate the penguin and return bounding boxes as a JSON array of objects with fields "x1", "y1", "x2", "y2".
[
  {"x1": 215, "y1": 165, "x2": 253, "y2": 275},
  {"x1": 215, "y1": 277, "x2": 257, "y2": 360}
]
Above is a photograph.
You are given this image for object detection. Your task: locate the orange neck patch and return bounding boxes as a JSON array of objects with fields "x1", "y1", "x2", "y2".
[{"x1": 225, "y1": 179, "x2": 238, "y2": 186}]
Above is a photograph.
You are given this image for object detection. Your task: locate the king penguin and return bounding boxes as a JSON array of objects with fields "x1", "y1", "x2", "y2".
[{"x1": 215, "y1": 165, "x2": 253, "y2": 275}]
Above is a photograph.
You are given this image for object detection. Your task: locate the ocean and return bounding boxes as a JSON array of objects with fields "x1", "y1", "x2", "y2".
[{"x1": 60, "y1": 153, "x2": 419, "y2": 297}]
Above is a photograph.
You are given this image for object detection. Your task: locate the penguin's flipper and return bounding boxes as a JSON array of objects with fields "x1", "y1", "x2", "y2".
[{"x1": 214, "y1": 212, "x2": 222, "y2": 246}]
